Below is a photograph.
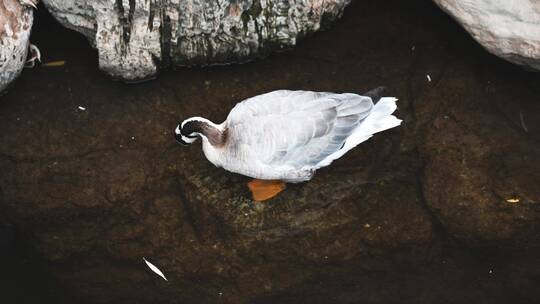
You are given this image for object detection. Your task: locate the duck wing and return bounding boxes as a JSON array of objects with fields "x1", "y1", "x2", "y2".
[{"x1": 226, "y1": 90, "x2": 374, "y2": 168}]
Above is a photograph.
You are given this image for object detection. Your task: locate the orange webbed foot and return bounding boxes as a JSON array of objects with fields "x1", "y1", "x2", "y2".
[{"x1": 247, "y1": 179, "x2": 286, "y2": 201}]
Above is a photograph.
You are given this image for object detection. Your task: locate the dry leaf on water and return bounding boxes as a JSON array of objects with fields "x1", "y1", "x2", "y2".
[{"x1": 42, "y1": 60, "x2": 66, "y2": 67}]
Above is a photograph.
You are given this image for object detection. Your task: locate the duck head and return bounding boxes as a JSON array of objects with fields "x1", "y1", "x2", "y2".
[{"x1": 175, "y1": 117, "x2": 226, "y2": 147}]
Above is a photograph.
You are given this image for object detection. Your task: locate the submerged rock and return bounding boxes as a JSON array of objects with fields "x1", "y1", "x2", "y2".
[
  {"x1": 420, "y1": 90, "x2": 540, "y2": 246},
  {"x1": 0, "y1": 81, "x2": 431, "y2": 303},
  {"x1": 0, "y1": 0, "x2": 33, "y2": 94},
  {"x1": 433, "y1": 0, "x2": 540, "y2": 71},
  {"x1": 42, "y1": 0, "x2": 351, "y2": 81}
]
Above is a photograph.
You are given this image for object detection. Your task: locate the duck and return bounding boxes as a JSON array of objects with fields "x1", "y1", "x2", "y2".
[{"x1": 175, "y1": 87, "x2": 401, "y2": 201}]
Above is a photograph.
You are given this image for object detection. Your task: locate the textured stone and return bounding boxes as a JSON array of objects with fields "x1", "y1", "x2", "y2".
[
  {"x1": 433, "y1": 0, "x2": 540, "y2": 71},
  {"x1": 42, "y1": 0, "x2": 351, "y2": 81},
  {"x1": 421, "y1": 107, "x2": 540, "y2": 245},
  {"x1": 0, "y1": 0, "x2": 33, "y2": 93}
]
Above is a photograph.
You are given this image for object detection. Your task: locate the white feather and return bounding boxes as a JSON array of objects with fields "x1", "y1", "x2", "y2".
[
  {"x1": 198, "y1": 90, "x2": 401, "y2": 182},
  {"x1": 143, "y1": 257, "x2": 168, "y2": 281},
  {"x1": 315, "y1": 97, "x2": 402, "y2": 168}
]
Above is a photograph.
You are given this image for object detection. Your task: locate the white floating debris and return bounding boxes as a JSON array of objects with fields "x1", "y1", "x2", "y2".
[
  {"x1": 411, "y1": 45, "x2": 416, "y2": 51},
  {"x1": 143, "y1": 257, "x2": 168, "y2": 281},
  {"x1": 218, "y1": 292, "x2": 223, "y2": 296},
  {"x1": 131, "y1": 136, "x2": 135, "y2": 140},
  {"x1": 363, "y1": 223, "x2": 371, "y2": 228},
  {"x1": 488, "y1": 269, "x2": 493, "y2": 274},
  {"x1": 427, "y1": 74, "x2": 432, "y2": 82},
  {"x1": 78, "y1": 106, "x2": 86, "y2": 111},
  {"x1": 506, "y1": 198, "x2": 519, "y2": 203}
]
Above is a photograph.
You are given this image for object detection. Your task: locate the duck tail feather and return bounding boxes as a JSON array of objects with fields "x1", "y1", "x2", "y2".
[
  {"x1": 363, "y1": 86, "x2": 386, "y2": 103},
  {"x1": 315, "y1": 97, "x2": 401, "y2": 168}
]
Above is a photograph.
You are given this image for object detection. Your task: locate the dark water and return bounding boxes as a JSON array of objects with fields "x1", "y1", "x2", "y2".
[{"x1": 1, "y1": 0, "x2": 540, "y2": 303}]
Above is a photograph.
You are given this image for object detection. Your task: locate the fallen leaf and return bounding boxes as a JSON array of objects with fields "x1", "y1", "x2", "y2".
[
  {"x1": 143, "y1": 257, "x2": 168, "y2": 281},
  {"x1": 42, "y1": 60, "x2": 66, "y2": 67}
]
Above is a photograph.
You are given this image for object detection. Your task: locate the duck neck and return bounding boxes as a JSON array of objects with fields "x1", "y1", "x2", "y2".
[{"x1": 185, "y1": 118, "x2": 227, "y2": 147}]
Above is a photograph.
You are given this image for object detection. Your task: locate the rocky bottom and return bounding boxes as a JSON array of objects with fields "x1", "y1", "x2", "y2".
[{"x1": 0, "y1": 0, "x2": 539, "y2": 303}]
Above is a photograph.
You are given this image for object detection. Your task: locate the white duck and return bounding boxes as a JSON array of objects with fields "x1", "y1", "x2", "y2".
[{"x1": 175, "y1": 87, "x2": 401, "y2": 201}]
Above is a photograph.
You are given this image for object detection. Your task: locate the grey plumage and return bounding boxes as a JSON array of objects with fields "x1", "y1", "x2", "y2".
[{"x1": 178, "y1": 89, "x2": 401, "y2": 182}]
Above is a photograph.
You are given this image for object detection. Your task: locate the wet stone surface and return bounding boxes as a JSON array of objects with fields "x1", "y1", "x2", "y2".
[{"x1": 0, "y1": 0, "x2": 539, "y2": 303}]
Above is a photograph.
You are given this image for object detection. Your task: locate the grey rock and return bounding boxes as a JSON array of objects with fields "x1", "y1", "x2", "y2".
[
  {"x1": 42, "y1": 0, "x2": 351, "y2": 81},
  {"x1": 433, "y1": 0, "x2": 540, "y2": 71},
  {"x1": 0, "y1": 0, "x2": 33, "y2": 93}
]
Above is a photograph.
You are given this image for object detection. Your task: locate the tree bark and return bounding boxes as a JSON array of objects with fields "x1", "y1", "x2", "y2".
[{"x1": 42, "y1": 0, "x2": 351, "y2": 81}]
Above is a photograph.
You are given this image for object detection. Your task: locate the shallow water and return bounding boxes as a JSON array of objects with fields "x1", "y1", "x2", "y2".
[{"x1": 1, "y1": 0, "x2": 540, "y2": 303}]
